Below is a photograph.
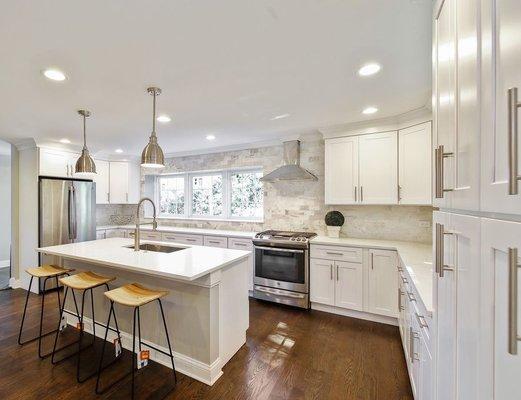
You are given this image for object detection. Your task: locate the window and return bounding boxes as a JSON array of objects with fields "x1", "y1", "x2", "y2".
[
  {"x1": 230, "y1": 171, "x2": 263, "y2": 218},
  {"x1": 158, "y1": 176, "x2": 185, "y2": 216},
  {"x1": 150, "y1": 168, "x2": 263, "y2": 221},
  {"x1": 191, "y1": 174, "x2": 223, "y2": 217}
]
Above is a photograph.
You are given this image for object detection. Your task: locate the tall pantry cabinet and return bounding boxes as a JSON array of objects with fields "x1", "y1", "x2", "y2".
[{"x1": 432, "y1": 0, "x2": 521, "y2": 399}]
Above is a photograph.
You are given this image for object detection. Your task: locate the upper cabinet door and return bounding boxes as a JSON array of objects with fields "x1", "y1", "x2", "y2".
[
  {"x1": 481, "y1": 218, "x2": 521, "y2": 399},
  {"x1": 94, "y1": 160, "x2": 110, "y2": 204},
  {"x1": 39, "y1": 148, "x2": 74, "y2": 178},
  {"x1": 109, "y1": 161, "x2": 129, "y2": 204},
  {"x1": 481, "y1": 0, "x2": 521, "y2": 214},
  {"x1": 433, "y1": 0, "x2": 456, "y2": 209},
  {"x1": 359, "y1": 131, "x2": 398, "y2": 204},
  {"x1": 367, "y1": 249, "x2": 399, "y2": 317},
  {"x1": 325, "y1": 136, "x2": 359, "y2": 205},
  {"x1": 399, "y1": 122, "x2": 432, "y2": 205}
]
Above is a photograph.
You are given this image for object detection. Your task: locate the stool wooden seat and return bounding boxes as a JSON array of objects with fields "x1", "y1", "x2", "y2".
[
  {"x1": 59, "y1": 271, "x2": 115, "y2": 290},
  {"x1": 26, "y1": 264, "x2": 72, "y2": 278},
  {"x1": 104, "y1": 283, "x2": 168, "y2": 307}
]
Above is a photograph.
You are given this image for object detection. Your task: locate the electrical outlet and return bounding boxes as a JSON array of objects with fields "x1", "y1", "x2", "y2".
[{"x1": 419, "y1": 220, "x2": 431, "y2": 228}]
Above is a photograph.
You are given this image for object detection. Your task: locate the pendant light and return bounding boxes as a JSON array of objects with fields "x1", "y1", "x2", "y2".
[
  {"x1": 75, "y1": 109, "x2": 96, "y2": 175},
  {"x1": 141, "y1": 87, "x2": 165, "y2": 168}
]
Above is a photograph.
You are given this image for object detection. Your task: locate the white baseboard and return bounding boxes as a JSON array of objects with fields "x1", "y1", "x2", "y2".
[
  {"x1": 311, "y1": 303, "x2": 398, "y2": 326},
  {"x1": 0, "y1": 260, "x2": 9, "y2": 268},
  {"x1": 9, "y1": 278, "x2": 21, "y2": 289},
  {"x1": 65, "y1": 313, "x2": 222, "y2": 386}
]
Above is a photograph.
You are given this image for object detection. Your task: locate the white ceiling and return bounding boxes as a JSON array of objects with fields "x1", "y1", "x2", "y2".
[{"x1": 0, "y1": 0, "x2": 432, "y2": 157}]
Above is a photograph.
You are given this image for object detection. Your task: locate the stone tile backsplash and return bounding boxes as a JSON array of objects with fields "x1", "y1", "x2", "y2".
[{"x1": 97, "y1": 133, "x2": 433, "y2": 243}]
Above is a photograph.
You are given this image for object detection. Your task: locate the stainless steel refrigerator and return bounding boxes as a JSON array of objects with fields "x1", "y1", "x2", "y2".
[{"x1": 39, "y1": 177, "x2": 96, "y2": 291}]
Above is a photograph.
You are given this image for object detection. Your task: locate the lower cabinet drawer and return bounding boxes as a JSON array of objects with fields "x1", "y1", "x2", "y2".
[
  {"x1": 310, "y1": 244, "x2": 363, "y2": 262},
  {"x1": 105, "y1": 229, "x2": 126, "y2": 238},
  {"x1": 139, "y1": 231, "x2": 162, "y2": 240},
  {"x1": 228, "y1": 237, "x2": 253, "y2": 250},
  {"x1": 204, "y1": 236, "x2": 228, "y2": 248},
  {"x1": 162, "y1": 233, "x2": 203, "y2": 245}
]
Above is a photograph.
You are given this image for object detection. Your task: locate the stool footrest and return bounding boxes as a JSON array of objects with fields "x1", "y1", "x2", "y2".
[{"x1": 139, "y1": 342, "x2": 173, "y2": 358}]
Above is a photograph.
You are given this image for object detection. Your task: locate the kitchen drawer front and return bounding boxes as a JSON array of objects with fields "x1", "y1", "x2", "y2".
[
  {"x1": 105, "y1": 229, "x2": 126, "y2": 238},
  {"x1": 204, "y1": 235, "x2": 228, "y2": 248},
  {"x1": 310, "y1": 245, "x2": 363, "y2": 262},
  {"x1": 162, "y1": 232, "x2": 203, "y2": 245},
  {"x1": 139, "y1": 231, "x2": 162, "y2": 240},
  {"x1": 228, "y1": 237, "x2": 253, "y2": 250}
]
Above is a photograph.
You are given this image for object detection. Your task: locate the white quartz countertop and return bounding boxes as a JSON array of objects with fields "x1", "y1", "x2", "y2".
[
  {"x1": 311, "y1": 236, "x2": 433, "y2": 314},
  {"x1": 97, "y1": 224, "x2": 256, "y2": 239},
  {"x1": 37, "y1": 238, "x2": 251, "y2": 282}
]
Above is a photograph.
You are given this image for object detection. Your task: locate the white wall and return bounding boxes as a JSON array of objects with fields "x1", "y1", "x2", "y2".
[{"x1": 0, "y1": 151, "x2": 11, "y2": 265}]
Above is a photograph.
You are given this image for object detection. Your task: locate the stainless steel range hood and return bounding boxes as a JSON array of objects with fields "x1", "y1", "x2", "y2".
[{"x1": 260, "y1": 140, "x2": 318, "y2": 182}]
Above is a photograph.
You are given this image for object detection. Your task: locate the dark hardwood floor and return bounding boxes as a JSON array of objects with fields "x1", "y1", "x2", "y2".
[{"x1": 0, "y1": 288, "x2": 412, "y2": 400}]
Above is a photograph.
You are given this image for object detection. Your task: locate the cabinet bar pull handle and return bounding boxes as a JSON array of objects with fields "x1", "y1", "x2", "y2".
[
  {"x1": 336, "y1": 264, "x2": 339, "y2": 281},
  {"x1": 398, "y1": 288, "x2": 404, "y2": 310},
  {"x1": 370, "y1": 252, "x2": 374, "y2": 270},
  {"x1": 508, "y1": 88, "x2": 521, "y2": 195},
  {"x1": 360, "y1": 186, "x2": 363, "y2": 202},
  {"x1": 398, "y1": 185, "x2": 402, "y2": 202},
  {"x1": 416, "y1": 313, "x2": 428, "y2": 328},
  {"x1": 407, "y1": 292, "x2": 416, "y2": 302},
  {"x1": 508, "y1": 247, "x2": 521, "y2": 355},
  {"x1": 354, "y1": 186, "x2": 357, "y2": 202},
  {"x1": 409, "y1": 327, "x2": 414, "y2": 363},
  {"x1": 326, "y1": 251, "x2": 344, "y2": 256},
  {"x1": 330, "y1": 264, "x2": 333, "y2": 280},
  {"x1": 436, "y1": 223, "x2": 455, "y2": 278},
  {"x1": 435, "y1": 145, "x2": 454, "y2": 198}
]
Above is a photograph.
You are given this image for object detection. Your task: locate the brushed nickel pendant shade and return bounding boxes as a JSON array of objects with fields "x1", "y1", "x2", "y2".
[
  {"x1": 141, "y1": 87, "x2": 165, "y2": 168},
  {"x1": 75, "y1": 109, "x2": 97, "y2": 175}
]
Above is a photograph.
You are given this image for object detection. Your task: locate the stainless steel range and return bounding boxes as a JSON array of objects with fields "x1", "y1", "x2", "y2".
[{"x1": 252, "y1": 230, "x2": 317, "y2": 309}]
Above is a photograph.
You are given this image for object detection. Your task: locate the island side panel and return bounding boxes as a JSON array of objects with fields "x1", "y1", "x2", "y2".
[{"x1": 58, "y1": 259, "x2": 215, "y2": 381}]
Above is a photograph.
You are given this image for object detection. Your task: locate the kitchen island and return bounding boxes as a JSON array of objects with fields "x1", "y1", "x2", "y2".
[{"x1": 36, "y1": 237, "x2": 251, "y2": 385}]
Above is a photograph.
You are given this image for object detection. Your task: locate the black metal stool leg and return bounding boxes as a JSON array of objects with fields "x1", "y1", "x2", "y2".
[
  {"x1": 158, "y1": 299, "x2": 177, "y2": 383},
  {"x1": 131, "y1": 306, "x2": 138, "y2": 400},
  {"x1": 17, "y1": 276, "x2": 34, "y2": 345},
  {"x1": 37, "y1": 277, "x2": 51, "y2": 358}
]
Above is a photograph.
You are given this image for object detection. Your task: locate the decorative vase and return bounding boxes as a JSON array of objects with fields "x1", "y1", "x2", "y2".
[{"x1": 326, "y1": 226, "x2": 341, "y2": 238}]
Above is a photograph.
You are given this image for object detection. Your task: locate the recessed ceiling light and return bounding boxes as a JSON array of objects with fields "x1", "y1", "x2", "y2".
[
  {"x1": 362, "y1": 106, "x2": 378, "y2": 115},
  {"x1": 59, "y1": 138, "x2": 71, "y2": 144},
  {"x1": 358, "y1": 63, "x2": 381, "y2": 77},
  {"x1": 115, "y1": 148, "x2": 123, "y2": 153},
  {"x1": 42, "y1": 68, "x2": 67, "y2": 81},
  {"x1": 270, "y1": 113, "x2": 290, "y2": 121},
  {"x1": 157, "y1": 115, "x2": 171, "y2": 123},
  {"x1": 206, "y1": 134, "x2": 216, "y2": 141}
]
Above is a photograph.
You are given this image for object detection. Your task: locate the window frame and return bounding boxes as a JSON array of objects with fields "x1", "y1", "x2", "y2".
[{"x1": 151, "y1": 166, "x2": 263, "y2": 222}]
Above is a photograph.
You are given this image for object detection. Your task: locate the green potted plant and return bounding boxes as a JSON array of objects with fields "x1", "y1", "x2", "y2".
[{"x1": 325, "y1": 211, "x2": 344, "y2": 238}]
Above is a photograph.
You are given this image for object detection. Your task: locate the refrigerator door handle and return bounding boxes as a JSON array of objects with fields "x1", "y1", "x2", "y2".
[{"x1": 68, "y1": 184, "x2": 77, "y2": 240}]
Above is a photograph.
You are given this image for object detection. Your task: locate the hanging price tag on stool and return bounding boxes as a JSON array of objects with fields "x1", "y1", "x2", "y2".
[
  {"x1": 113, "y1": 338, "x2": 122, "y2": 357},
  {"x1": 76, "y1": 322, "x2": 83, "y2": 330},
  {"x1": 59, "y1": 315, "x2": 67, "y2": 332},
  {"x1": 138, "y1": 350, "x2": 149, "y2": 369}
]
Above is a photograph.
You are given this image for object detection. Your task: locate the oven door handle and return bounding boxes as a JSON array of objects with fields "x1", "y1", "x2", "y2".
[
  {"x1": 254, "y1": 286, "x2": 306, "y2": 299},
  {"x1": 254, "y1": 246, "x2": 305, "y2": 254}
]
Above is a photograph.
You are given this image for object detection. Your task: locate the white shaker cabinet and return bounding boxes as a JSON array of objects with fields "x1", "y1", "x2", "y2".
[
  {"x1": 399, "y1": 122, "x2": 432, "y2": 205},
  {"x1": 94, "y1": 159, "x2": 110, "y2": 204},
  {"x1": 334, "y1": 261, "x2": 364, "y2": 311},
  {"x1": 228, "y1": 238, "x2": 254, "y2": 292},
  {"x1": 367, "y1": 249, "x2": 399, "y2": 317},
  {"x1": 434, "y1": 211, "x2": 481, "y2": 400},
  {"x1": 481, "y1": 0, "x2": 521, "y2": 215},
  {"x1": 325, "y1": 136, "x2": 359, "y2": 204},
  {"x1": 433, "y1": 0, "x2": 481, "y2": 211},
  {"x1": 358, "y1": 131, "x2": 398, "y2": 204},
  {"x1": 310, "y1": 258, "x2": 335, "y2": 306},
  {"x1": 39, "y1": 148, "x2": 80, "y2": 178},
  {"x1": 481, "y1": 218, "x2": 521, "y2": 399},
  {"x1": 109, "y1": 161, "x2": 140, "y2": 204}
]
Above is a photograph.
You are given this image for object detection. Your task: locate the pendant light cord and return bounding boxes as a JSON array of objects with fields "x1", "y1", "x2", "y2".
[
  {"x1": 83, "y1": 113, "x2": 87, "y2": 150},
  {"x1": 152, "y1": 89, "x2": 157, "y2": 137}
]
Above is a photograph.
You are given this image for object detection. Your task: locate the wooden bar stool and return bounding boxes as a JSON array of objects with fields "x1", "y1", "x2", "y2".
[
  {"x1": 18, "y1": 264, "x2": 73, "y2": 359},
  {"x1": 95, "y1": 283, "x2": 177, "y2": 399},
  {"x1": 51, "y1": 271, "x2": 116, "y2": 383}
]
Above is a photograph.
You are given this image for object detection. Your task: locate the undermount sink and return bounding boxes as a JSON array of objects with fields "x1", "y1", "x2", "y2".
[{"x1": 124, "y1": 243, "x2": 185, "y2": 253}]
